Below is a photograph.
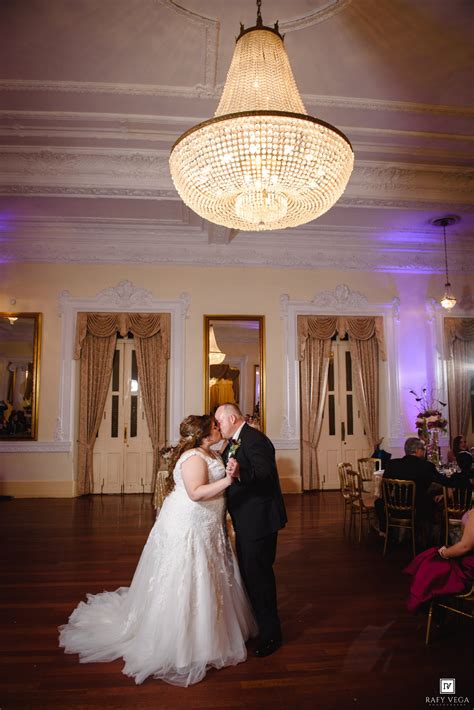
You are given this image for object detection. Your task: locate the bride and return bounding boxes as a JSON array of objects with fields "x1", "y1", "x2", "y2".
[{"x1": 59, "y1": 414, "x2": 257, "y2": 686}]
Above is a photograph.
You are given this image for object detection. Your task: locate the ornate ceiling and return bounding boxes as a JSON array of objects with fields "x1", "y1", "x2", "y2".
[{"x1": 0, "y1": 0, "x2": 473, "y2": 272}]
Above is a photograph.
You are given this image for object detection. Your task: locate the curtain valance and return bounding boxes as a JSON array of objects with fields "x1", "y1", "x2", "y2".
[
  {"x1": 74, "y1": 312, "x2": 170, "y2": 360},
  {"x1": 298, "y1": 315, "x2": 386, "y2": 360},
  {"x1": 444, "y1": 318, "x2": 474, "y2": 358}
]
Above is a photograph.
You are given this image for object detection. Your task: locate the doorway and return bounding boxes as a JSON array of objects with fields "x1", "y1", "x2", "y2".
[
  {"x1": 93, "y1": 336, "x2": 153, "y2": 494},
  {"x1": 317, "y1": 338, "x2": 371, "y2": 489}
]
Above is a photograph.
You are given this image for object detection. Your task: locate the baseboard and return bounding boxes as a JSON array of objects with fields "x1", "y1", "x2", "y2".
[{"x1": 0, "y1": 480, "x2": 75, "y2": 498}]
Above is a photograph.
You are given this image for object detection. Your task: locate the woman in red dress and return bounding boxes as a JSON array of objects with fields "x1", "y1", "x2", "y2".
[{"x1": 405, "y1": 509, "x2": 474, "y2": 613}]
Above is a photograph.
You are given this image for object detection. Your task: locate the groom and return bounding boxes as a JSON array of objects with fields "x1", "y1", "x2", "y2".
[{"x1": 215, "y1": 403, "x2": 287, "y2": 658}]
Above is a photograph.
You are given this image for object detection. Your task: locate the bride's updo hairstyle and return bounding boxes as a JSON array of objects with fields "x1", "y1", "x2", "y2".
[{"x1": 164, "y1": 415, "x2": 214, "y2": 496}]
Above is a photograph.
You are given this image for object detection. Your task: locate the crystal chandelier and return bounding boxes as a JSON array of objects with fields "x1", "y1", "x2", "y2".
[
  {"x1": 209, "y1": 325, "x2": 226, "y2": 365},
  {"x1": 431, "y1": 215, "x2": 459, "y2": 310},
  {"x1": 169, "y1": 1, "x2": 354, "y2": 232}
]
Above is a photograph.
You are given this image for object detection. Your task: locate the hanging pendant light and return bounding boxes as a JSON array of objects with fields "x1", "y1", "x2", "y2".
[
  {"x1": 209, "y1": 325, "x2": 226, "y2": 365},
  {"x1": 431, "y1": 215, "x2": 459, "y2": 310},
  {"x1": 169, "y1": 0, "x2": 354, "y2": 232}
]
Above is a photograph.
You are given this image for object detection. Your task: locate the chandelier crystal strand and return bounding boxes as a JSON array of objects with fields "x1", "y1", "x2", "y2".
[
  {"x1": 169, "y1": 5, "x2": 354, "y2": 231},
  {"x1": 209, "y1": 325, "x2": 226, "y2": 365},
  {"x1": 215, "y1": 30, "x2": 306, "y2": 115}
]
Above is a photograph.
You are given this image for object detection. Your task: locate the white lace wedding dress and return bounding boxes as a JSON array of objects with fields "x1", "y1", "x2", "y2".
[{"x1": 59, "y1": 450, "x2": 257, "y2": 686}]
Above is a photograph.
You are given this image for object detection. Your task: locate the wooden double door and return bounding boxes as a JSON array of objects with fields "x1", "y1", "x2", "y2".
[
  {"x1": 317, "y1": 339, "x2": 371, "y2": 489},
  {"x1": 93, "y1": 337, "x2": 153, "y2": 494}
]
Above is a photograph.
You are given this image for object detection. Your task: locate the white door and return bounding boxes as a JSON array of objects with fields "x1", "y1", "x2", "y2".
[
  {"x1": 317, "y1": 339, "x2": 371, "y2": 489},
  {"x1": 93, "y1": 337, "x2": 154, "y2": 494}
]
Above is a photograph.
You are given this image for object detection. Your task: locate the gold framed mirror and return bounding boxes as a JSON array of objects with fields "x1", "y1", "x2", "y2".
[
  {"x1": 204, "y1": 316, "x2": 265, "y2": 432},
  {"x1": 0, "y1": 313, "x2": 41, "y2": 440}
]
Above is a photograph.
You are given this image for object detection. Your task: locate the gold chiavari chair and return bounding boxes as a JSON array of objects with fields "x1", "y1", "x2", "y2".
[
  {"x1": 346, "y1": 469, "x2": 375, "y2": 543},
  {"x1": 425, "y1": 584, "x2": 474, "y2": 645},
  {"x1": 338, "y1": 462, "x2": 355, "y2": 534},
  {"x1": 443, "y1": 486, "x2": 473, "y2": 545},
  {"x1": 382, "y1": 478, "x2": 416, "y2": 558},
  {"x1": 357, "y1": 457, "x2": 382, "y2": 493}
]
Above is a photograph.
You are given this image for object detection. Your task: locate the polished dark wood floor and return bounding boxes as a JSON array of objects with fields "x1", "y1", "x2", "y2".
[{"x1": 1, "y1": 492, "x2": 472, "y2": 710}]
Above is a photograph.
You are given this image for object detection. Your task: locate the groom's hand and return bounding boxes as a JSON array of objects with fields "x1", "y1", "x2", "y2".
[{"x1": 226, "y1": 458, "x2": 240, "y2": 479}]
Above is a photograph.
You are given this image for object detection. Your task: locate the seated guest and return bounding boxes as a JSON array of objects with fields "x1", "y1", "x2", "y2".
[
  {"x1": 375, "y1": 437, "x2": 437, "y2": 532},
  {"x1": 433, "y1": 436, "x2": 472, "y2": 493},
  {"x1": 404, "y1": 508, "x2": 474, "y2": 613},
  {"x1": 446, "y1": 437, "x2": 457, "y2": 463},
  {"x1": 452, "y1": 435, "x2": 473, "y2": 475}
]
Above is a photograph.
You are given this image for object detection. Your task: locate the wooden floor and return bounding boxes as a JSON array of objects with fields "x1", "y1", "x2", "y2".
[{"x1": 1, "y1": 492, "x2": 472, "y2": 710}]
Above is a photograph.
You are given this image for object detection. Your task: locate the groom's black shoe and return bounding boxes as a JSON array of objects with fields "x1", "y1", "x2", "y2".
[{"x1": 254, "y1": 638, "x2": 281, "y2": 658}]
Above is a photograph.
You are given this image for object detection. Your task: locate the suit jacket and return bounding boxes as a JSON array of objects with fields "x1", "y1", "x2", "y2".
[
  {"x1": 225, "y1": 423, "x2": 287, "y2": 540},
  {"x1": 383, "y1": 455, "x2": 436, "y2": 519},
  {"x1": 456, "y1": 450, "x2": 473, "y2": 475}
]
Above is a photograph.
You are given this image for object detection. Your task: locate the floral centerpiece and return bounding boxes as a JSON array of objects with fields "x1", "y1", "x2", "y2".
[{"x1": 410, "y1": 388, "x2": 447, "y2": 465}]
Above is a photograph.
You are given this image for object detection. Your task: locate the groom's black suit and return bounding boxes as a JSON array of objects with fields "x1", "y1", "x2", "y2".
[{"x1": 224, "y1": 423, "x2": 287, "y2": 644}]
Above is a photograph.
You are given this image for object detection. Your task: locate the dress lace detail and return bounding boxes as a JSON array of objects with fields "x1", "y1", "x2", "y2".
[{"x1": 59, "y1": 449, "x2": 256, "y2": 687}]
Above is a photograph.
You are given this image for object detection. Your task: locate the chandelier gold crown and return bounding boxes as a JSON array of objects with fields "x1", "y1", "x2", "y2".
[{"x1": 169, "y1": 0, "x2": 354, "y2": 232}]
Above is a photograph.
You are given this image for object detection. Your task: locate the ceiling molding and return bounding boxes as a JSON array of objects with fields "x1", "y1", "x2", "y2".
[
  {"x1": 4, "y1": 217, "x2": 471, "y2": 248},
  {"x1": 279, "y1": 0, "x2": 353, "y2": 31},
  {"x1": 2, "y1": 111, "x2": 471, "y2": 163},
  {"x1": 0, "y1": 110, "x2": 474, "y2": 145},
  {"x1": 155, "y1": 0, "x2": 219, "y2": 88},
  {"x1": 1, "y1": 148, "x2": 472, "y2": 206},
  {"x1": 0, "y1": 79, "x2": 219, "y2": 99},
  {"x1": 2, "y1": 79, "x2": 472, "y2": 120},
  {"x1": 2, "y1": 222, "x2": 472, "y2": 273},
  {"x1": 304, "y1": 95, "x2": 474, "y2": 119}
]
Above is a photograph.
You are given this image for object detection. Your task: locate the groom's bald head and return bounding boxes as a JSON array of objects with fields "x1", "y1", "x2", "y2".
[{"x1": 215, "y1": 403, "x2": 245, "y2": 438}]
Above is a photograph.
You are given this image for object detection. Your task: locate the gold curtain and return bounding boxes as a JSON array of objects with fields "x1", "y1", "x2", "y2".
[
  {"x1": 298, "y1": 316, "x2": 338, "y2": 489},
  {"x1": 444, "y1": 318, "x2": 474, "y2": 439},
  {"x1": 77, "y1": 329, "x2": 117, "y2": 495},
  {"x1": 210, "y1": 364, "x2": 240, "y2": 402},
  {"x1": 75, "y1": 312, "x2": 170, "y2": 495},
  {"x1": 132, "y1": 314, "x2": 170, "y2": 492},
  {"x1": 298, "y1": 315, "x2": 385, "y2": 490},
  {"x1": 343, "y1": 316, "x2": 385, "y2": 451},
  {"x1": 210, "y1": 379, "x2": 236, "y2": 410}
]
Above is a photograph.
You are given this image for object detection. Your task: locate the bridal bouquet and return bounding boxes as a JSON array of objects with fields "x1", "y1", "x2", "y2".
[{"x1": 410, "y1": 388, "x2": 448, "y2": 439}]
